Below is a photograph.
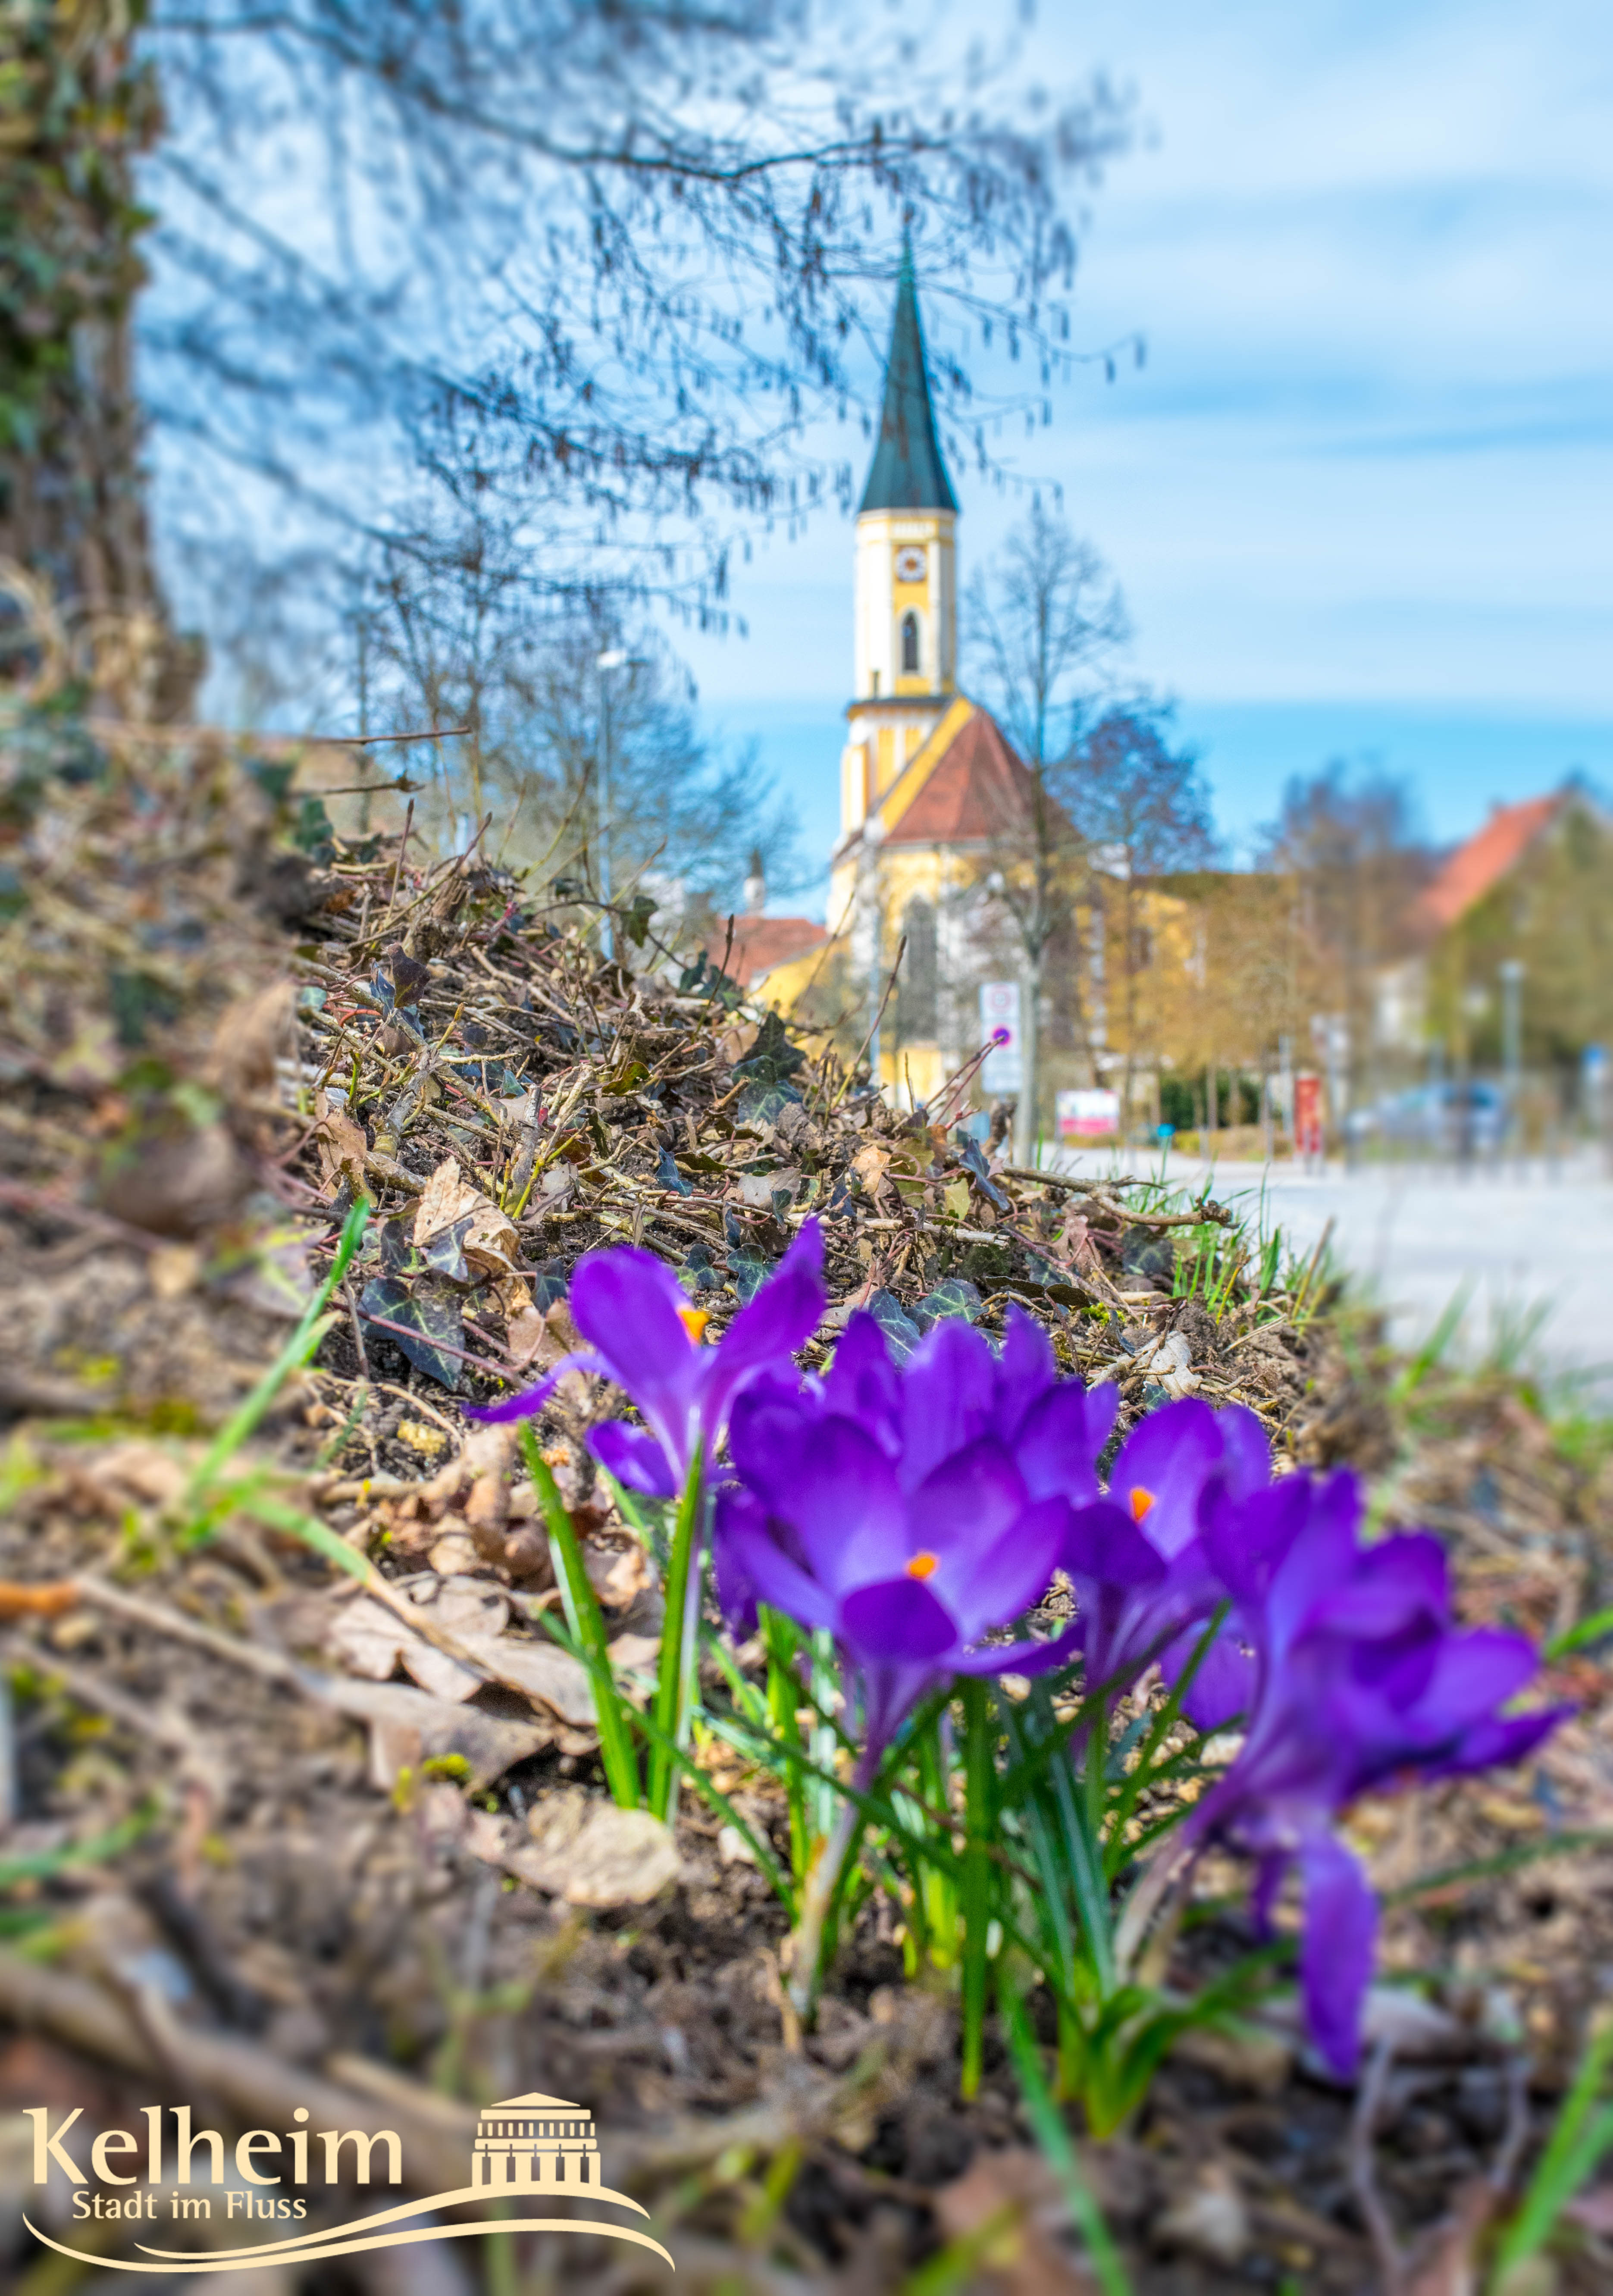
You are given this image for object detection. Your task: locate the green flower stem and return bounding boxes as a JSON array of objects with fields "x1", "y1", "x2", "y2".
[
  {"x1": 788, "y1": 1746, "x2": 876, "y2": 2025},
  {"x1": 960, "y1": 1679, "x2": 996, "y2": 2099},
  {"x1": 999, "y1": 1967, "x2": 1133, "y2": 2296},
  {"x1": 519, "y1": 1425, "x2": 640, "y2": 1811},
  {"x1": 649, "y1": 1445, "x2": 704, "y2": 1823},
  {"x1": 762, "y1": 1608, "x2": 810, "y2": 1895}
]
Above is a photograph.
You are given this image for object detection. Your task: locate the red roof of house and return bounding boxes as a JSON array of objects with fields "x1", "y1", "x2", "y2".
[
  {"x1": 706, "y1": 913, "x2": 827, "y2": 989},
  {"x1": 1419, "y1": 795, "x2": 1560, "y2": 932},
  {"x1": 882, "y1": 709, "x2": 1036, "y2": 844}
]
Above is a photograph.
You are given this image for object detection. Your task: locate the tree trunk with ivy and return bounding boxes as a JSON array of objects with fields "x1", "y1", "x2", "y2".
[{"x1": 0, "y1": 2, "x2": 197, "y2": 712}]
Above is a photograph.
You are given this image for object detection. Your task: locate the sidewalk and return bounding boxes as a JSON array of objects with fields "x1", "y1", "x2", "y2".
[{"x1": 1043, "y1": 1146, "x2": 1613, "y2": 1394}]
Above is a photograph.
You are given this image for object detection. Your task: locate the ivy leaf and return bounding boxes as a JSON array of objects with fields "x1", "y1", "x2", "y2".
[
  {"x1": 868, "y1": 1289, "x2": 923, "y2": 1364},
  {"x1": 357, "y1": 1273, "x2": 464, "y2": 1390},
  {"x1": 529, "y1": 1259, "x2": 570, "y2": 1311},
  {"x1": 418, "y1": 1212, "x2": 474, "y2": 1284},
  {"x1": 1121, "y1": 1228, "x2": 1175, "y2": 1287},
  {"x1": 727, "y1": 1248, "x2": 775, "y2": 1306},
  {"x1": 680, "y1": 1244, "x2": 724, "y2": 1297},
  {"x1": 655, "y1": 1147, "x2": 693, "y2": 1195},
  {"x1": 911, "y1": 1278, "x2": 982, "y2": 1334},
  {"x1": 735, "y1": 1078, "x2": 803, "y2": 1128}
]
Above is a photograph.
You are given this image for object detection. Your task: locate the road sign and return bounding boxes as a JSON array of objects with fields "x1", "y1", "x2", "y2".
[{"x1": 979, "y1": 982, "x2": 1022, "y2": 1094}]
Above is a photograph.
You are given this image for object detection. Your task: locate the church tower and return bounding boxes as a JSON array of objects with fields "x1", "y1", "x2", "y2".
[{"x1": 839, "y1": 248, "x2": 959, "y2": 843}]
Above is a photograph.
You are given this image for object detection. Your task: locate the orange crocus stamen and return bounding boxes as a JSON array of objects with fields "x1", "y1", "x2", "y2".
[
  {"x1": 677, "y1": 1305, "x2": 711, "y2": 1345},
  {"x1": 1128, "y1": 1486, "x2": 1156, "y2": 1523},
  {"x1": 906, "y1": 1551, "x2": 939, "y2": 1581}
]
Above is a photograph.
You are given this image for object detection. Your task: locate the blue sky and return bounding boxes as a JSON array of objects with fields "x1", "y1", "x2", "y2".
[{"x1": 682, "y1": 0, "x2": 1613, "y2": 902}]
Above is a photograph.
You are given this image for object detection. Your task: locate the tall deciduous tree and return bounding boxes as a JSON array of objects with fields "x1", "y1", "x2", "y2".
[
  {"x1": 1260, "y1": 764, "x2": 1428, "y2": 1109},
  {"x1": 1062, "y1": 701, "x2": 1216, "y2": 1133},
  {"x1": 965, "y1": 496, "x2": 1128, "y2": 1158},
  {"x1": 130, "y1": 4, "x2": 1128, "y2": 670}
]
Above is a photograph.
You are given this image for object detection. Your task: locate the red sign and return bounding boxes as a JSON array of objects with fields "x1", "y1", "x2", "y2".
[{"x1": 1293, "y1": 1072, "x2": 1325, "y2": 1158}]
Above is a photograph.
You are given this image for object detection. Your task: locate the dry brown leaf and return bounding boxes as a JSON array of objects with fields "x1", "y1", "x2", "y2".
[
  {"x1": 314, "y1": 1092, "x2": 369, "y2": 1201},
  {"x1": 586, "y1": 1540, "x2": 648, "y2": 1610},
  {"x1": 933, "y1": 2146, "x2": 1099, "y2": 2296},
  {"x1": 205, "y1": 980, "x2": 294, "y2": 1100},
  {"x1": 307, "y1": 1674, "x2": 552, "y2": 1791},
  {"x1": 413, "y1": 1156, "x2": 519, "y2": 1276},
  {"x1": 510, "y1": 1790, "x2": 682, "y2": 1907}
]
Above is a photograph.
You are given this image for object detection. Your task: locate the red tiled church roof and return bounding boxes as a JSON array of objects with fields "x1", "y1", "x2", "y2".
[
  {"x1": 705, "y1": 913, "x2": 827, "y2": 989},
  {"x1": 882, "y1": 709, "x2": 1036, "y2": 844},
  {"x1": 1418, "y1": 795, "x2": 1560, "y2": 932}
]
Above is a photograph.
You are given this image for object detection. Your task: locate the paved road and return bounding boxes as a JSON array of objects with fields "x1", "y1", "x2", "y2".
[{"x1": 1045, "y1": 1148, "x2": 1613, "y2": 1396}]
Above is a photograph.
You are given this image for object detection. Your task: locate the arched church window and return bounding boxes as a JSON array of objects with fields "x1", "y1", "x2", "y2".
[
  {"x1": 901, "y1": 611, "x2": 920, "y2": 675},
  {"x1": 894, "y1": 897, "x2": 939, "y2": 1043}
]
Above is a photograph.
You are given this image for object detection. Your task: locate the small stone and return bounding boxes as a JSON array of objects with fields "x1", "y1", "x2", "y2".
[{"x1": 1158, "y1": 2165, "x2": 1250, "y2": 2265}]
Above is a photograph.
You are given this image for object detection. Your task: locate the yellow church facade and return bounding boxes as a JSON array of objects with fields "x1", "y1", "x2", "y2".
[
  {"x1": 752, "y1": 252, "x2": 1042, "y2": 1106},
  {"x1": 742, "y1": 255, "x2": 1208, "y2": 1130}
]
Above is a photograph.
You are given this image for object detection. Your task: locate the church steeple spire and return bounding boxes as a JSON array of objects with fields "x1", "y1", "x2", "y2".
[{"x1": 858, "y1": 242, "x2": 958, "y2": 515}]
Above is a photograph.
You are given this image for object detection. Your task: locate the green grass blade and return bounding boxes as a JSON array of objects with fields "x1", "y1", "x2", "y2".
[
  {"x1": 649, "y1": 1447, "x2": 704, "y2": 1821},
  {"x1": 997, "y1": 1964, "x2": 1131, "y2": 2296},
  {"x1": 186, "y1": 1198, "x2": 369, "y2": 1506},
  {"x1": 1493, "y1": 2019, "x2": 1613, "y2": 2280},
  {"x1": 519, "y1": 1426, "x2": 641, "y2": 1810},
  {"x1": 959, "y1": 1679, "x2": 995, "y2": 2099}
]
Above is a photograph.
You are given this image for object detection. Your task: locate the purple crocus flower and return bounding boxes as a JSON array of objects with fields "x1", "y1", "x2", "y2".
[
  {"x1": 1059, "y1": 1397, "x2": 1272, "y2": 1701},
  {"x1": 466, "y1": 1219, "x2": 826, "y2": 1494},
  {"x1": 716, "y1": 1305, "x2": 1103, "y2": 1756},
  {"x1": 1166, "y1": 1467, "x2": 1567, "y2": 2076}
]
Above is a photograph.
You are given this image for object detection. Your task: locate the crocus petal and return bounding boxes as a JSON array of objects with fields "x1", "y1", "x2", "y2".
[
  {"x1": 464, "y1": 1351, "x2": 604, "y2": 1424},
  {"x1": 1406, "y1": 1624, "x2": 1538, "y2": 1731},
  {"x1": 1418, "y1": 1703, "x2": 1569, "y2": 1780},
  {"x1": 995, "y1": 1306, "x2": 1058, "y2": 1439},
  {"x1": 1163, "y1": 1619, "x2": 1257, "y2": 1733},
  {"x1": 588, "y1": 1420, "x2": 678, "y2": 1498},
  {"x1": 731, "y1": 1406, "x2": 907, "y2": 1592},
  {"x1": 946, "y1": 1495, "x2": 1069, "y2": 1646},
  {"x1": 838, "y1": 1575, "x2": 958, "y2": 1666},
  {"x1": 1200, "y1": 1476, "x2": 1312, "y2": 1608},
  {"x1": 720, "y1": 1507, "x2": 837, "y2": 1635},
  {"x1": 823, "y1": 1310, "x2": 902, "y2": 1451},
  {"x1": 1215, "y1": 1403, "x2": 1276, "y2": 1498},
  {"x1": 702, "y1": 1218, "x2": 827, "y2": 1435},
  {"x1": 1298, "y1": 1832, "x2": 1376, "y2": 2079},
  {"x1": 1265, "y1": 1471, "x2": 1366, "y2": 1658},
  {"x1": 1108, "y1": 1398, "x2": 1225, "y2": 1559},
  {"x1": 899, "y1": 1318, "x2": 998, "y2": 1491},
  {"x1": 1062, "y1": 1500, "x2": 1168, "y2": 1588},
  {"x1": 910, "y1": 1437, "x2": 1028, "y2": 1565},
  {"x1": 1015, "y1": 1382, "x2": 1116, "y2": 1510},
  {"x1": 1317, "y1": 1532, "x2": 1448, "y2": 1642},
  {"x1": 567, "y1": 1247, "x2": 706, "y2": 1469}
]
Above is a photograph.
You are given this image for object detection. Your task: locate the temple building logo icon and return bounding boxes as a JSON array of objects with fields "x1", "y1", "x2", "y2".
[{"x1": 470, "y1": 2093, "x2": 603, "y2": 2190}]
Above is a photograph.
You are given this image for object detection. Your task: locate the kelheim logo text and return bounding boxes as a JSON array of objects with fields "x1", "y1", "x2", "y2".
[{"x1": 23, "y1": 2092, "x2": 675, "y2": 2272}]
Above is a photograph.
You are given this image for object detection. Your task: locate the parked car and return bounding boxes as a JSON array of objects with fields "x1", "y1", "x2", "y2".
[{"x1": 1344, "y1": 1081, "x2": 1508, "y2": 1156}]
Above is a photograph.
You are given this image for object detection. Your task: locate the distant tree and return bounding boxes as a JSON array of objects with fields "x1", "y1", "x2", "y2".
[
  {"x1": 0, "y1": 2, "x2": 1131, "y2": 719},
  {"x1": 355, "y1": 550, "x2": 797, "y2": 931},
  {"x1": 1260, "y1": 764, "x2": 1430, "y2": 1107},
  {"x1": 965, "y1": 498, "x2": 1128, "y2": 1157},
  {"x1": 1061, "y1": 702, "x2": 1216, "y2": 1132}
]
